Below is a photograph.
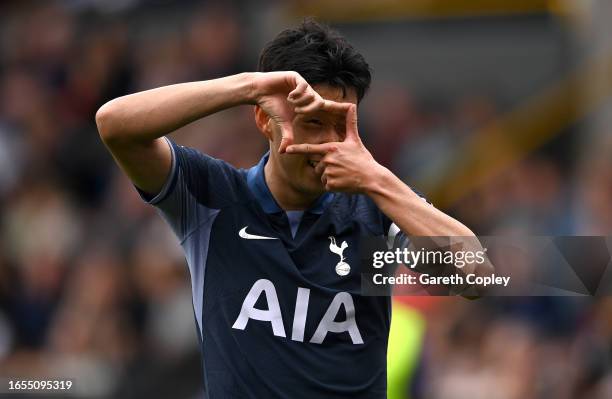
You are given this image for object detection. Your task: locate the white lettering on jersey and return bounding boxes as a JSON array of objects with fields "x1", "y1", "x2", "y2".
[
  {"x1": 291, "y1": 287, "x2": 310, "y2": 342},
  {"x1": 232, "y1": 279, "x2": 364, "y2": 345},
  {"x1": 309, "y1": 292, "x2": 364, "y2": 345},
  {"x1": 231, "y1": 279, "x2": 286, "y2": 337}
]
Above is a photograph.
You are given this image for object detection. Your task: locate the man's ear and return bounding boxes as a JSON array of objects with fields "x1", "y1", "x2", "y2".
[{"x1": 254, "y1": 105, "x2": 273, "y2": 140}]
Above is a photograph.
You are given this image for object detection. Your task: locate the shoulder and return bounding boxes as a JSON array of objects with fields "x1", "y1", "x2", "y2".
[
  {"x1": 167, "y1": 140, "x2": 251, "y2": 208},
  {"x1": 328, "y1": 194, "x2": 389, "y2": 236},
  {"x1": 328, "y1": 185, "x2": 430, "y2": 236}
]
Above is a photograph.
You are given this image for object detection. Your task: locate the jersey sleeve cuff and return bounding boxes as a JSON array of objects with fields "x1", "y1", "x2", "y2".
[{"x1": 136, "y1": 136, "x2": 178, "y2": 205}]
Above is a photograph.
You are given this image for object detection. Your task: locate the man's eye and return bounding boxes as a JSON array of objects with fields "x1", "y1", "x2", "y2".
[{"x1": 306, "y1": 119, "x2": 323, "y2": 126}]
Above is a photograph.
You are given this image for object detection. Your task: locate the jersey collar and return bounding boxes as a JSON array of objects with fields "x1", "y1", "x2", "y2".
[{"x1": 247, "y1": 152, "x2": 334, "y2": 215}]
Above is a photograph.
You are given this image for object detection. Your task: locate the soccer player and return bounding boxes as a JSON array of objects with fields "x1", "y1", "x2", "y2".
[{"x1": 96, "y1": 20, "x2": 480, "y2": 398}]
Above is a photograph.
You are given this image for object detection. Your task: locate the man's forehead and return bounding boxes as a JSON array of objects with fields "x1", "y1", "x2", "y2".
[{"x1": 312, "y1": 84, "x2": 358, "y2": 104}]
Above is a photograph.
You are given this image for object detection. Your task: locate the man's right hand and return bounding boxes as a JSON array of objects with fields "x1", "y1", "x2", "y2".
[{"x1": 251, "y1": 71, "x2": 350, "y2": 153}]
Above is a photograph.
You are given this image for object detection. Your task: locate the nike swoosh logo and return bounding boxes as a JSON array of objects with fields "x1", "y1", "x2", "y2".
[{"x1": 239, "y1": 226, "x2": 278, "y2": 240}]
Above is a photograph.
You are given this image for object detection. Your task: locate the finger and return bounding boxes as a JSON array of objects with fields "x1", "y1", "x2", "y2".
[
  {"x1": 288, "y1": 92, "x2": 315, "y2": 107},
  {"x1": 344, "y1": 104, "x2": 360, "y2": 142},
  {"x1": 288, "y1": 81, "x2": 309, "y2": 100},
  {"x1": 314, "y1": 161, "x2": 326, "y2": 175},
  {"x1": 295, "y1": 99, "x2": 352, "y2": 116},
  {"x1": 277, "y1": 123, "x2": 294, "y2": 154},
  {"x1": 294, "y1": 100, "x2": 322, "y2": 115},
  {"x1": 286, "y1": 142, "x2": 338, "y2": 155},
  {"x1": 278, "y1": 135, "x2": 293, "y2": 154},
  {"x1": 322, "y1": 100, "x2": 352, "y2": 115}
]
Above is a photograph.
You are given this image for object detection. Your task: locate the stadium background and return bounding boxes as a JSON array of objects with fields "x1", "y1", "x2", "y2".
[{"x1": 0, "y1": 0, "x2": 611, "y2": 398}]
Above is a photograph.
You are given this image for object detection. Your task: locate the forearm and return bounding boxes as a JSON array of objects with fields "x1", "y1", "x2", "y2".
[
  {"x1": 96, "y1": 72, "x2": 256, "y2": 143},
  {"x1": 365, "y1": 165, "x2": 494, "y2": 291},
  {"x1": 365, "y1": 165, "x2": 474, "y2": 237}
]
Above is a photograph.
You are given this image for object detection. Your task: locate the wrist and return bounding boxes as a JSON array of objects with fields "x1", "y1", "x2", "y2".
[
  {"x1": 238, "y1": 72, "x2": 261, "y2": 105},
  {"x1": 361, "y1": 162, "x2": 390, "y2": 196}
]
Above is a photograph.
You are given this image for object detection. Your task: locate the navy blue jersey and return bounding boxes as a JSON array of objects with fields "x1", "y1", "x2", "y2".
[{"x1": 138, "y1": 138, "x2": 404, "y2": 399}]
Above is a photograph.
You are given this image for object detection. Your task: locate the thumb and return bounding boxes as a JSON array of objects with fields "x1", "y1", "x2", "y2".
[
  {"x1": 345, "y1": 104, "x2": 360, "y2": 142},
  {"x1": 277, "y1": 122, "x2": 294, "y2": 154}
]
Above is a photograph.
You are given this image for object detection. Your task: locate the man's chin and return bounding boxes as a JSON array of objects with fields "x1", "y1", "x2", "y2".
[{"x1": 296, "y1": 180, "x2": 326, "y2": 198}]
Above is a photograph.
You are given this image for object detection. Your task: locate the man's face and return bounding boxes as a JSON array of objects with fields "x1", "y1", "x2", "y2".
[{"x1": 269, "y1": 84, "x2": 358, "y2": 197}]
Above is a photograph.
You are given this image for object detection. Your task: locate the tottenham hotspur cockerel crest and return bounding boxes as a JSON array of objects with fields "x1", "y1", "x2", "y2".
[{"x1": 328, "y1": 236, "x2": 350, "y2": 276}]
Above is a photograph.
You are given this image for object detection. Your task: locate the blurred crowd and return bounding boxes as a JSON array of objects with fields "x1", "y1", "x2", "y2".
[{"x1": 0, "y1": 1, "x2": 610, "y2": 399}]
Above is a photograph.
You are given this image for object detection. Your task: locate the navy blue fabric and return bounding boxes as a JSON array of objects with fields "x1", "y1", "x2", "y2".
[
  {"x1": 142, "y1": 139, "x2": 403, "y2": 399},
  {"x1": 246, "y1": 151, "x2": 334, "y2": 215}
]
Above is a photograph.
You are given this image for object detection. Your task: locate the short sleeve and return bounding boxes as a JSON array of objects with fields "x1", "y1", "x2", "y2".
[{"x1": 136, "y1": 137, "x2": 243, "y2": 243}]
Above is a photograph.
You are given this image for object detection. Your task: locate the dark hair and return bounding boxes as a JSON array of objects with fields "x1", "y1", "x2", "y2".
[{"x1": 258, "y1": 19, "x2": 371, "y2": 102}]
